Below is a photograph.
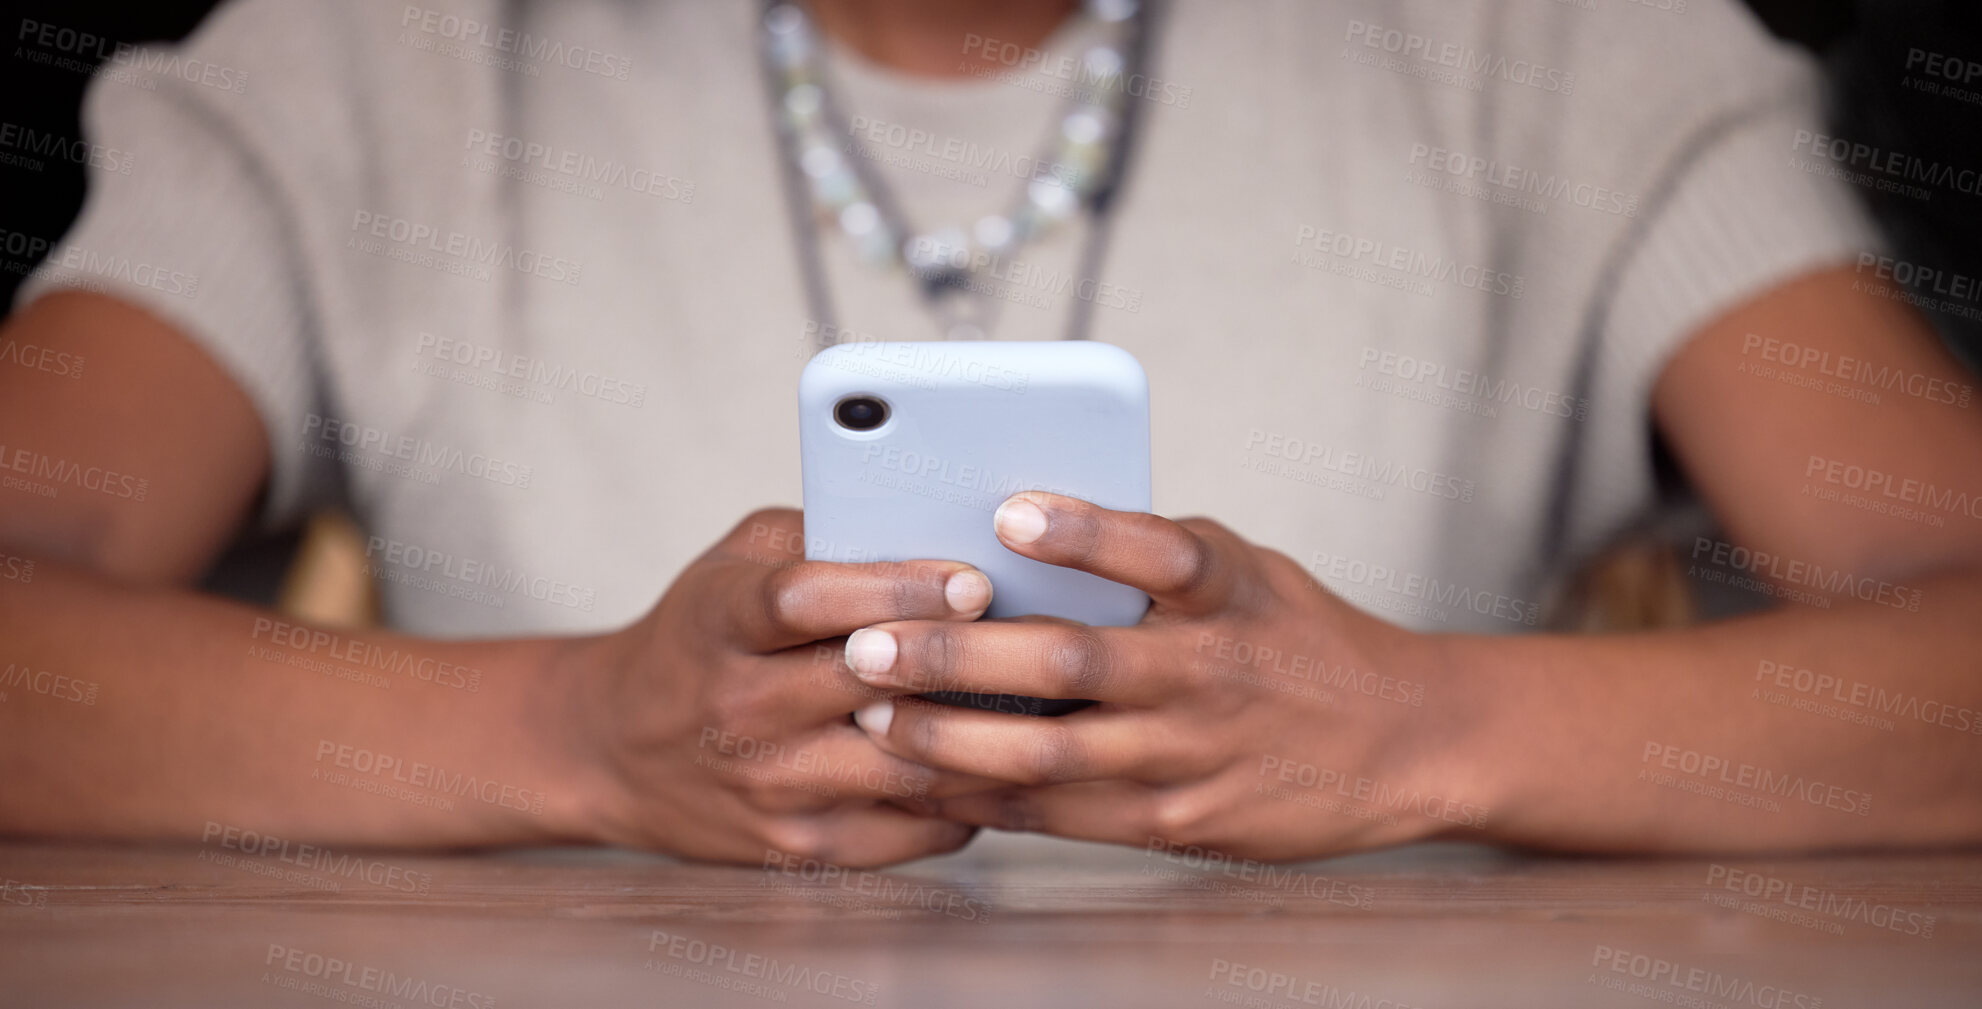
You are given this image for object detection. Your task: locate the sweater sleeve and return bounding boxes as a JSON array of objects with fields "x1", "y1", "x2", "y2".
[{"x1": 13, "y1": 0, "x2": 346, "y2": 530}]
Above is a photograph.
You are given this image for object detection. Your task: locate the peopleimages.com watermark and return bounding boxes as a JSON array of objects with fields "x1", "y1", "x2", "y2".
[
  {"x1": 1242, "y1": 428, "x2": 1478, "y2": 505},
  {"x1": 645, "y1": 930, "x2": 881, "y2": 1005},
  {"x1": 460, "y1": 128, "x2": 693, "y2": 204},
  {"x1": 0, "y1": 443, "x2": 149, "y2": 503},
  {"x1": 1639, "y1": 741, "x2": 1871, "y2": 817},
  {"x1": 0, "y1": 879, "x2": 48, "y2": 909},
  {"x1": 1144, "y1": 838, "x2": 1375, "y2": 910},
  {"x1": 300, "y1": 413, "x2": 534, "y2": 491},
  {"x1": 313, "y1": 739, "x2": 548, "y2": 816},
  {"x1": 1753, "y1": 658, "x2": 1980, "y2": 736},
  {"x1": 1354, "y1": 346, "x2": 1591, "y2": 422},
  {"x1": 201, "y1": 820, "x2": 435, "y2": 895},
  {"x1": 1309, "y1": 548, "x2": 1542, "y2": 627},
  {"x1": 1902, "y1": 46, "x2": 1982, "y2": 106},
  {"x1": 804, "y1": 330, "x2": 1032, "y2": 393},
  {"x1": 1804, "y1": 453, "x2": 1981, "y2": 526},
  {"x1": 15, "y1": 18, "x2": 249, "y2": 94},
  {"x1": 845, "y1": 115, "x2": 1084, "y2": 191},
  {"x1": 249, "y1": 616, "x2": 484, "y2": 693},
  {"x1": 761, "y1": 850, "x2": 990, "y2": 922},
  {"x1": 0, "y1": 662, "x2": 99, "y2": 707},
  {"x1": 1687, "y1": 537, "x2": 1922, "y2": 612},
  {"x1": 698, "y1": 727, "x2": 928, "y2": 802},
  {"x1": 1586, "y1": 944, "x2": 1822, "y2": 1009},
  {"x1": 1739, "y1": 328, "x2": 1972, "y2": 409},
  {"x1": 412, "y1": 330, "x2": 648, "y2": 409},
  {"x1": 1342, "y1": 18, "x2": 1575, "y2": 98},
  {"x1": 0, "y1": 334, "x2": 85, "y2": 380},
  {"x1": 262, "y1": 943, "x2": 496, "y2": 1008},
  {"x1": 1701, "y1": 863, "x2": 1936, "y2": 939},
  {"x1": 347, "y1": 210, "x2": 582, "y2": 286},
  {"x1": 1205, "y1": 957, "x2": 1419, "y2": 1009},
  {"x1": 1852, "y1": 251, "x2": 1982, "y2": 325},
  {"x1": 0, "y1": 550, "x2": 35, "y2": 584},
  {"x1": 1291, "y1": 223, "x2": 1524, "y2": 300},
  {"x1": 363, "y1": 536, "x2": 597, "y2": 613},
  {"x1": 33, "y1": 243, "x2": 198, "y2": 300},
  {"x1": 1195, "y1": 632, "x2": 1425, "y2": 707},
  {"x1": 1788, "y1": 128, "x2": 1981, "y2": 203},
  {"x1": 957, "y1": 32, "x2": 1193, "y2": 108},
  {"x1": 0, "y1": 121, "x2": 134, "y2": 175},
  {"x1": 398, "y1": 5, "x2": 633, "y2": 81},
  {"x1": 1405, "y1": 143, "x2": 1639, "y2": 217},
  {"x1": 1256, "y1": 755, "x2": 1490, "y2": 831}
]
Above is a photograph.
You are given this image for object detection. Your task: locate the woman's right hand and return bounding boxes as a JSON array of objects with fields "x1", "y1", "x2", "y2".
[{"x1": 562, "y1": 508, "x2": 998, "y2": 866}]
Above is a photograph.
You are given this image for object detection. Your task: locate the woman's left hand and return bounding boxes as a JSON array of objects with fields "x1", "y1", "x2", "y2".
[{"x1": 843, "y1": 492, "x2": 1502, "y2": 860}]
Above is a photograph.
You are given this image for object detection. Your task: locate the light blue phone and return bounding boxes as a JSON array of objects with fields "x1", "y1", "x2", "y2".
[{"x1": 799, "y1": 341, "x2": 1152, "y2": 711}]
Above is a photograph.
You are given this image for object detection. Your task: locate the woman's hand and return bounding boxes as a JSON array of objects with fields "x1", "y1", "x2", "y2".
[
  {"x1": 566, "y1": 508, "x2": 1001, "y2": 866},
  {"x1": 843, "y1": 492, "x2": 1499, "y2": 861}
]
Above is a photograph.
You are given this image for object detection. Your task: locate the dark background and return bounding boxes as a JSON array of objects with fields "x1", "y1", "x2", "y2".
[{"x1": 2, "y1": 0, "x2": 1978, "y2": 607}]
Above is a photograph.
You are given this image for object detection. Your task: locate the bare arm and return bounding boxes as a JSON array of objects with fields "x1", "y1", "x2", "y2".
[
  {"x1": 0, "y1": 292, "x2": 984, "y2": 865},
  {"x1": 0, "y1": 292, "x2": 599, "y2": 846},
  {"x1": 839, "y1": 268, "x2": 1982, "y2": 858},
  {"x1": 1456, "y1": 265, "x2": 1982, "y2": 852}
]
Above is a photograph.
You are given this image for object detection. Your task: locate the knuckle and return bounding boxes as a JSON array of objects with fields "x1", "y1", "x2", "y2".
[
  {"x1": 762, "y1": 818, "x2": 831, "y2": 863},
  {"x1": 907, "y1": 706, "x2": 944, "y2": 760},
  {"x1": 903, "y1": 625, "x2": 965, "y2": 692},
  {"x1": 1148, "y1": 791, "x2": 1206, "y2": 841},
  {"x1": 1058, "y1": 508, "x2": 1106, "y2": 564},
  {"x1": 761, "y1": 562, "x2": 827, "y2": 633},
  {"x1": 1022, "y1": 722, "x2": 1085, "y2": 785},
  {"x1": 759, "y1": 566, "x2": 799, "y2": 629},
  {"x1": 930, "y1": 822, "x2": 977, "y2": 855},
  {"x1": 886, "y1": 562, "x2": 931, "y2": 618},
  {"x1": 703, "y1": 678, "x2": 765, "y2": 733},
  {"x1": 1046, "y1": 627, "x2": 1113, "y2": 697},
  {"x1": 1164, "y1": 533, "x2": 1219, "y2": 597},
  {"x1": 994, "y1": 791, "x2": 1043, "y2": 833}
]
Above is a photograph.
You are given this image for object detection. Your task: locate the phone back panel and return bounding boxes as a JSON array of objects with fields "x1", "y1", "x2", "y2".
[{"x1": 799, "y1": 341, "x2": 1151, "y2": 626}]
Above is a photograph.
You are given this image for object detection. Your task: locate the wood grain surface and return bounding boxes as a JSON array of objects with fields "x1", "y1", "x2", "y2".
[{"x1": 2, "y1": 839, "x2": 1977, "y2": 1007}]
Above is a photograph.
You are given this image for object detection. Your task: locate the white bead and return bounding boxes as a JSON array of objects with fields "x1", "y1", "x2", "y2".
[
  {"x1": 800, "y1": 145, "x2": 842, "y2": 178},
  {"x1": 1062, "y1": 110, "x2": 1105, "y2": 145},
  {"x1": 1083, "y1": 46, "x2": 1124, "y2": 80},
  {"x1": 764, "y1": 5, "x2": 803, "y2": 35},
  {"x1": 974, "y1": 214, "x2": 1015, "y2": 249},
  {"x1": 784, "y1": 83, "x2": 823, "y2": 119},
  {"x1": 839, "y1": 202, "x2": 880, "y2": 236}
]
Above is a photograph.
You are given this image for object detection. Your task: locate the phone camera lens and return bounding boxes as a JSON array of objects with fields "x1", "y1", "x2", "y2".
[{"x1": 833, "y1": 395, "x2": 890, "y2": 431}]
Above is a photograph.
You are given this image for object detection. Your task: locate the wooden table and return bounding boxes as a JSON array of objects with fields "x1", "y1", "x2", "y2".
[{"x1": 3, "y1": 837, "x2": 1977, "y2": 1007}]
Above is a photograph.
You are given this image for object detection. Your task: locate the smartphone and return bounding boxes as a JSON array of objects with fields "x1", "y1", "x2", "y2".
[{"x1": 799, "y1": 340, "x2": 1152, "y2": 715}]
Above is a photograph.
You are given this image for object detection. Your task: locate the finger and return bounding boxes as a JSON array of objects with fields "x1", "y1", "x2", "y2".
[
  {"x1": 934, "y1": 781, "x2": 1158, "y2": 848},
  {"x1": 841, "y1": 619, "x2": 1186, "y2": 706},
  {"x1": 762, "y1": 803, "x2": 979, "y2": 870},
  {"x1": 853, "y1": 701, "x2": 1184, "y2": 786},
  {"x1": 714, "y1": 720, "x2": 1011, "y2": 812},
  {"x1": 726, "y1": 557, "x2": 994, "y2": 652},
  {"x1": 992, "y1": 492, "x2": 1234, "y2": 612}
]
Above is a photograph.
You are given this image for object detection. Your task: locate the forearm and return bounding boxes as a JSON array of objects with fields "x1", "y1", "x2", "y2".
[
  {"x1": 0, "y1": 558, "x2": 612, "y2": 848},
  {"x1": 1443, "y1": 566, "x2": 1982, "y2": 853}
]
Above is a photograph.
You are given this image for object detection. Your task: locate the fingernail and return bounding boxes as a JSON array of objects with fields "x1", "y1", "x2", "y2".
[
  {"x1": 994, "y1": 497, "x2": 1048, "y2": 545},
  {"x1": 944, "y1": 569, "x2": 992, "y2": 613},
  {"x1": 855, "y1": 700, "x2": 894, "y2": 737},
  {"x1": 844, "y1": 628, "x2": 898, "y2": 680}
]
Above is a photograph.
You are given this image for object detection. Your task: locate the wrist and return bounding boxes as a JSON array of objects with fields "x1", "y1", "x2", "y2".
[
  {"x1": 507, "y1": 628, "x2": 638, "y2": 847},
  {"x1": 1403, "y1": 628, "x2": 1530, "y2": 844}
]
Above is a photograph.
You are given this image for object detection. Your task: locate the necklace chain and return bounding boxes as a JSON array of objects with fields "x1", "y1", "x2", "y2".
[{"x1": 763, "y1": 0, "x2": 1145, "y2": 343}]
